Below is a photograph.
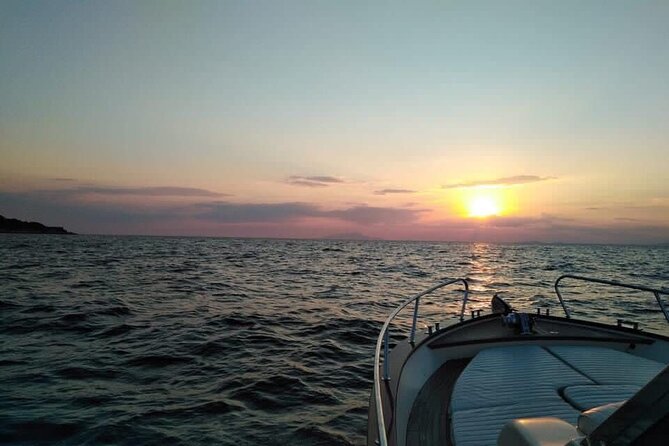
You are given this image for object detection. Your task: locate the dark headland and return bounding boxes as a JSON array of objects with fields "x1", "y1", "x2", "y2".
[{"x1": 0, "y1": 215, "x2": 75, "y2": 234}]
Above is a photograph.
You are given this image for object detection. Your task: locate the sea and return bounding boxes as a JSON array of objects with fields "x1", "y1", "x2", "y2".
[{"x1": 1, "y1": 235, "x2": 668, "y2": 445}]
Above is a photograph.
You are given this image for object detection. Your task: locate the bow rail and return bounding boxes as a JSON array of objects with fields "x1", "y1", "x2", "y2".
[
  {"x1": 373, "y1": 278, "x2": 469, "y2": 446},
  {"x1": 554, "y1": 274, "x2": 669, "y2": 323},
  {"x1": 372, "y1": 274, "x2": 668, "y2": 446}
]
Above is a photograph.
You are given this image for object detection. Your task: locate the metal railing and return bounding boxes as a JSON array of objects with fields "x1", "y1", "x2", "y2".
[
  {"x1": 554, "y1": 274, "x2": 669, "y2": 323},
  {"x1": 372, "y1": 274, "x2": 668, "y2": 445},
  {"x1": 373, "y1": 278, "x2": 469, "y2": 446}
]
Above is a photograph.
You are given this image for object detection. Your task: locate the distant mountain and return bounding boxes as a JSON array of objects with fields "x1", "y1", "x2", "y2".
[
  {"x1": 0, "y1": 215, "x2": 75, "y2": 234},
  {"x1": 321, "y1": 232, "x2": 376, "y2": 241}
]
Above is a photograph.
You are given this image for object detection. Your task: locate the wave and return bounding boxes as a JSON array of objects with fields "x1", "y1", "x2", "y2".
[{"x1": 126, "y1": 355, "x2": 193, "y2": 368}]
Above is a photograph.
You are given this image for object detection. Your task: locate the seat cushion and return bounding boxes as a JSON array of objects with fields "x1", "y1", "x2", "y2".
[
  {"x1": 498, "y1": 417, "x2": 581, "y2": 446},
  {"x1": 452, "y1": 397, "x2": 581, "y2": 446},
  {"x1": 563, "y1": 384, "x2": 639, "y2": 410},
  {"x1": 451, "y1": 345, "x2": 593, "y2": 412},
  {"x1": 547, "y1": 346, "x2": 664, "y2": 386},
  {"x1": 577, "y1": 401, "x2": 626, "y2": 435},
  {"x1": 449, "y1": 345, "x2": 664, "y2": 445}
]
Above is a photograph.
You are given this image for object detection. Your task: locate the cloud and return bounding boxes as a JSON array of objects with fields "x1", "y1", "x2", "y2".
[
  {"x1": 9, "y1": 185, "x2": 227, "y2": 199},
  {"x1": 0, "y1": 182, "x2": 228, "y2": 232},
  {"x1": 198, "y1": 202, "x2": 423, "y2": 225},
  {"x1": 0, "y1": 190, "x2": 182, "y2": 229},
  {"x1": 386, "y1": 214, "x2": 669, "y2": 244},
  {"x1": 326, "y1": 205, "x2": 423, "y2": 224},
  {"x1": 198, "y1": 202, "x2": 321, "y2": 223},
  {"x1": 483, "y1": 214, "x2": 575, "y2": 228},
  {"x1": 72, "y1": 186, "x2": 227, "y2": 197},
  {"x1": 374, "y1": 188, "x2": 416, "y2": 195},
  {"x1": 286, "y1": 175, "x2": 344, "y2": 187},
  {"x1": 1, "y1": 181, "x2": 421, "y2": 228},
  {"x1": 443, "y1": 175, "x2": 556, "y2": 189},
  {"x1": 2, "y1": 183, "x2": 668, "y2": 243}
]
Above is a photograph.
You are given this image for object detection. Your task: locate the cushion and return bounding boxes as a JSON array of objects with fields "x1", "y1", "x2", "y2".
[
  {"x1": 449, "y1": 345, "x2": 665, "y2": 445},
  {"x1": 547, "y1": 346, "x2": 664, "y2": 386},
  {"x1": 451, "y1": 346, "x2": 593, "y2": 412},
  {"x1": 562, "y1": 384, "x2": 639, "y2": 410},
  {"x1": 577, "y1": 401, "x2": 625, "y2": 435}
]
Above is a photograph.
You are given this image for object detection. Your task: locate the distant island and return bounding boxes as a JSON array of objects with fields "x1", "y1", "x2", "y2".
[
  {"x1": 322, "y1": 232, "x2": 376, "y2": 241},
  {"x1": 0, "y1": 215, "x2": 75, "y2": 234}
]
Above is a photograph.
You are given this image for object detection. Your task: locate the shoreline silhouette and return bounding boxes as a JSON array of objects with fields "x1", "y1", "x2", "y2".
[{"x1": 0, "y1": 215, "x2": 75, "y2": 235}]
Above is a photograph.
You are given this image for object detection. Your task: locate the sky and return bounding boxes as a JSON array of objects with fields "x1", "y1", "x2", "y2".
[{"x1": 1, "y1": 0, "x2": 668, "y2": 243}]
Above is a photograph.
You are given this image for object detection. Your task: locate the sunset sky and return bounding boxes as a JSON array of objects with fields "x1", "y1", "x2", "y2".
[{"x1": 1, "y1": 1, "x2": 668, "y2": 243}]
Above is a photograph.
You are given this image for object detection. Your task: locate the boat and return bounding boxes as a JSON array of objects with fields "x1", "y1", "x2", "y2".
[{"x1": 367, "y1": 274, "x2": 669, "y2": 446}]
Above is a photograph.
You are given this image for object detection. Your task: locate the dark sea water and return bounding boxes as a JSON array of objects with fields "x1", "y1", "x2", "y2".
[{"x1": 1, "y1": 235, "x2": 668, "y2": 445}]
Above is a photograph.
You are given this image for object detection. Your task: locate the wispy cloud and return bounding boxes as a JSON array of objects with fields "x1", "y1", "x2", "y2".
[
  {"x1": 483, "y1": 213, "x2": 575, "y2": 228},
  {"x1": 326, "y1": 205, "x2": 423, "y2": 224},
  {"x1": 0, "y1": 190, "x2": 183, "y2": 229},
  {"x1": 443, "y1": 175, "x2": 556, "y2": 189},
  {"x1": 286, "y1": 175, "x2": 344, "y2": 187},
  {"x1": 73, "y1": 186, "x2": 227, "y2": 197},
  {"x1": 394, "y1": 214, "x2": 669, "y2": 244},
  {"x1": 0, "y1": 183, "x2": 424, "y2": 230},
  {"x1": 198, "y1": 202, "x2": 321, "y2": 223},
  {"x1": 25, "y1": 185, "x2": 228, "y2": 198},
  {"x1": 374, "y1": 188, "x2": 416, "y2": 195},
  {"x1": 2, "y1": 186, "x2": 668, "y2": 243},
  {"x1": 2, "y1": 183, "x2": 668, "y2": 243},
  {"x1": 198, "y1": 202, "x2": 423, "y2": 224}
]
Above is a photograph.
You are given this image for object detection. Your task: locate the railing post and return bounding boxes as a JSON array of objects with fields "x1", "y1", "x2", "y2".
[
  {"x1": 654, "y1": 291, "x2": 669, "y2": 323},
  {"x1": 554, "y1": 276, "x2": 571, "y2": 318},
  {"x1": 383, "y1": 329, "x2": 390, "y2": 381},
  {"x1": 409, "y1": 297, "x2": 420, "y2": 345},
  {"x1": 459, "y1": 286, "x2": 468, "y2": 322}
]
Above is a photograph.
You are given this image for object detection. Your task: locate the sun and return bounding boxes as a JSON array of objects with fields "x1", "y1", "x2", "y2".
[
  {"x1": 467, "y1": 195, "x2": 501, "y2": 218},
  {"x1": 447, "y1": 186, "x2": 515, "y2": 219}
]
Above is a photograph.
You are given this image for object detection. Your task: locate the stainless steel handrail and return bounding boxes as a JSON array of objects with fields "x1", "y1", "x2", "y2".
[
  {"x1": 373, "y1": 278, "x2": 469, "y2": 446},
  {"x1": 372, "y1": 275, "x2": 666, "y2": 445},
  {"x1": 554, "y1": 274, "x2": 669, "y2": 323}
]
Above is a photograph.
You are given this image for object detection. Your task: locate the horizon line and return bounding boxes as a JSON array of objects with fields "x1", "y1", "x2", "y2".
[{"x1": 4, "y1": 231, "x2": 667, "y2": 247}]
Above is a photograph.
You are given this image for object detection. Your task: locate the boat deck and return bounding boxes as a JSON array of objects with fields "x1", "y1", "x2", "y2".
[
  {"x1": 406, "y1": 359, "x2": 469, "y2": 446},
  {"x1": 407, "y1": 344, "x2": 666, "y2": 446}
]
